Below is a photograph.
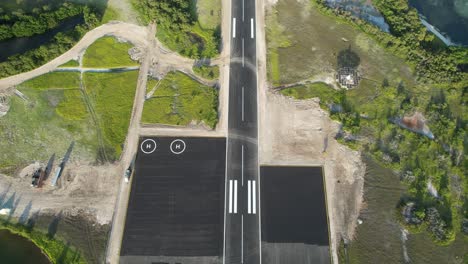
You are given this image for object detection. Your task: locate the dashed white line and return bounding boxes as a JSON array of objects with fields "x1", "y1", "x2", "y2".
[
  {"x1": 242, "y1": 38, "x2": 245, "y2": 67},
  {"x1": 241, "y1": 145, "x2": 244, "y2": 185},
  {"x1": 247, "y1": 180, "x2": 252, "y2": 214},
  {"x1": 242, "y1": 0, "x2": 245, "y2": 21},
  {"x1": 229, "y1": 180, "x2": 233, "y2": 213},
  {"x1": 241, "y1": 86, "x2": 245, "y2": 121},
  {"x1": 234, "y1": 180, "x2": 238, "y2": 214},
  {"x1": 233, "y1": 18, "x2": 236, "y2": 38},
  {"x1": 241, "y1": 214, "x2": 244, "y2": 263},
  {"x1": 251, "y1": 18, "x2": 254, "y2": 39}
]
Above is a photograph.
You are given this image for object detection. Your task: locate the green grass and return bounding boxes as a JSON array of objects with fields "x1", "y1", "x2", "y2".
[
  {"x1": 0, "y1": 219, "x2": 86, "y2": 264},
  {"x1": 142, "y1": 71, "x2": 218, "y2": 128},
  {"x1": 84, "y1": 71, "x2": 138, "y2": 159},
  {"x1": 195, "y1": 0, "x2": 221, "y2": 30},
  {"x1": 83, "y1": 37, "x2": 138, "y2": 68},
  {"x1": 101, "y1": 6, "x2": 120, "y2": 23},
  {"x1": 280, "y1": 82, "x2": 339, "y2": 101},
  {"x1": 0, "y1": 87, "x2": 96, "y2": 174},
  {"x1": 59, "y1": 59, "x2": 80, "y2": 68},
  {"x1": 146, "y1": 77, "x2": 159, "y2": 94},
  {"x1": 56, "y1": 89, "x2": 88, "y2": 120},
  {"x1": 193, "y1": 65, "x2": 220, "y2": 80},
  {"x1": 22, "y1": 72, "x2": 80, "y2": 90}
]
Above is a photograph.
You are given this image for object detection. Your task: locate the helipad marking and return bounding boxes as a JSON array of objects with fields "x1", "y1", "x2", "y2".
[
  {"x1": 140, "y1": 139, "x2": 157, "y2": 154},
  {"x1": 170, "y1": 139, "x2": 186, "y2": 154}
]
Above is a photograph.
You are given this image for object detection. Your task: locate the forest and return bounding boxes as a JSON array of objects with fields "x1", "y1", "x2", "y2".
[
  {"x1": 314, "y1": 0, "x2": 467, "y2": 243},
  {"x1": 0, "y1": 2, "x2": 103, "y2": 78}
]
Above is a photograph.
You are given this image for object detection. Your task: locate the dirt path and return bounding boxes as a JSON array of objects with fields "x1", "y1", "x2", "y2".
[
  {"x1": 0, "y1": 22, "x2": 148, "y2": 91},
  {"x1": 105, "y1": 22, "x2": 156, "y2": 264}
]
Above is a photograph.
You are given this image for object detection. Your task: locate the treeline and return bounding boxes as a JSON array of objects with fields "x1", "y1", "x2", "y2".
[
  {"x1": 0, "y1": 5, "x2": 101, "y2": 78},
  {"x1": 0, "y1": 3, "x2": 84, "y2": 41},
  {"x1": 132, "y1": 0, "x2": 219, "y2": 59},
  {"x1": 314, "y1": 0, "x2": 468, "y2": 83}
]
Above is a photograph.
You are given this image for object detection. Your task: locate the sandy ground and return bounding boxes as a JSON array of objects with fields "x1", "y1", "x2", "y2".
[
  {"x1": 257, "y1": 1, "x2": 365, "y2": 263},
  {"x1": 0, "y1": 163, "x2": 120, "y2": 225}
]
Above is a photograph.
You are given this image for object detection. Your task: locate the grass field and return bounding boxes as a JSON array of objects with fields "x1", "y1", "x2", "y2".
[
  {"x1": 193, "y1": 65, "x2": 220, "y2": 80},
  {"x1": 84, "y1": 71, "x2": 138, "y2": 159},
  {"x1": 83, "y1": 37, "x2": 138, "y2": 68},
  {"x1": 280, "y1": 82, "x2": 338, "y2": 101},
  {"x1": 142, "y1": 71, "x2": 218, "y2": 128},
  {"x1": 0, "y1": 87, "x2": 97, "y2": 173},
  {"x1": 267, "y1": 0, "x2": 415, "y2": 92},
  {"x1": 196, "y1": 0, "x2": 221, "y2": 30},
  {"x1": 21, "y1": 72, "x2": 81, "y2": 90}
]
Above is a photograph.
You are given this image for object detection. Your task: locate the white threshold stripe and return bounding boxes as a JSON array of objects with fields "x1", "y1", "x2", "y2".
[
  {"x1": 251, "y1": 18, "x2": 254, "y2": 39},
  {"x1": 232, "y1": 18, "x2": 236, "y2": 38},
  {"x1": 234, "y1": 180, "x2": 238, "y2": 214},
  {"x1": 253, "y1": 180, "x2": 256, "y2": 214},
  {"x1": 229, "y1": 180, "x2": 233, "y2": 213},
  {"x1": 247, "y1": 180, "x2": 252, "y2": 214}
]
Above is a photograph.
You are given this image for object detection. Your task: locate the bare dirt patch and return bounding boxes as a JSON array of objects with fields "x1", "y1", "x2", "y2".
[{"x1": 259, "y1": 91, "x2": 365, "y2": 263}]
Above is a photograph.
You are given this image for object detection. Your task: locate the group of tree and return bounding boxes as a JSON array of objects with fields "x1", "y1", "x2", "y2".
[
  {"x1": 0, "y1": 3, "x2": 85, "y2": 41},
  {"x1": 0, "y1": 4, "x2": 101, "y2": 78},
  {"x1": 132, "y1": 0, "x2": 219, "y2": 59}
]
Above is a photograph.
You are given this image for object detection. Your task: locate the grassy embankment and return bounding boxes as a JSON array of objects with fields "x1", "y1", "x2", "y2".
[
  {"x1": 0, "y1": 218, "x2": 86, "y2": 264},
  {"x1": 268, "y1": 0, "x2": 467, "y2": 258},
  {"x1": 132, "y1": 0, "x2": 221, "y2": 59},
  {"x1": 59, "y1": 59, "x2": 80, "y2": 68},
  {"x1": 142, "y1": 71, "x2": 218, "y2": 128}
]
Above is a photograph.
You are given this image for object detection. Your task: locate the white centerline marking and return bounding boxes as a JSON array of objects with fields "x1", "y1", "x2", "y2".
[
  {"x1": 241, "y1": 214, "x2": 244, "y2": 263},
  {"x1": 241, "y1": 86, "x2": 245, "y2": 121},
  {"x1": 253, "y1": 180, "x2": 256, "y2": 214},
  {"x1": 242, "y1": 38, "x2": 245, "y2": 67},
  {"x1": 234, "y1": 180, "x2": 238, "y2": 214},
  {"x1": 233, "y1": 18, "x2": 236, "y2": 38},
  {"x1": 241, "y1": 145, "x2": 244, "y2": 186},
  {"x1": 229, "y1": 180, "x2": 233, "y2": 213},
  {"x1": 247, "y1": 180, "x2": 252, "y2": 214},
  {"x1": 242, "y1": 0, "x2": 245, "y2": 21},
  {"x1": 251, "y1": 18, "x2": 254, "y2": 39}
]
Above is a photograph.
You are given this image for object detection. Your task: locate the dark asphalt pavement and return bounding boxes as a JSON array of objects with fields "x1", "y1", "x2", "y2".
[{"x1": 224, "y1": 0, "x2": 260, "y2": 263}]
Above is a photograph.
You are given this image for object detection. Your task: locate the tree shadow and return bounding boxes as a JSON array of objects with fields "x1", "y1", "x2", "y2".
[
  {"x1": 26, "y1": 209, "x2": 41, "y2": 232},
  {"x1": 19, "y1": 200, "x2": 33, "y2": 224},
  {"x1": 337, "y1": 45, "x2": 361, "y2": 69},
  {"x1": 3, "y1": 192, "x2": 21, "y2": 224},
  {"x1": 47, "y1": 211, "x2": 63, "y2": 239}
]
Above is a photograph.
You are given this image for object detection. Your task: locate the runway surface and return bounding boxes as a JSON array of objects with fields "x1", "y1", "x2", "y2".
[
  {"x1": 120, "y1": 137, "x2": 226, "y2": 264},
  {"x1": 224, "y1": 0, "x2": 260, "y2": 263},
  {"x1": 260, "y1": 166, "x2": 331, "y2": 264}
]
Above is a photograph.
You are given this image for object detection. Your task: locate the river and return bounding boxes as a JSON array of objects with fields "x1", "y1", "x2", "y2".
[
  {"x1": 0, "y1": 15, "x2": 85, "y2": 62},
  {"x1": 409, "y1": 0, "x2": 468, "y2": 46},
  {"x1": 0, "y1": 229, "x2": 51, "y2": 264}
]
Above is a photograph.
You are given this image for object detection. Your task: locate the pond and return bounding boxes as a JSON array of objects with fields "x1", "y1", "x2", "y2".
[
  {"x1": 0, "y1": 15, "x2": 84, "y2": 62},
  {"x1": 409, "y1": 0, "x2": 468, "y2": 46},
  {"x1": 0, "y1": 229, "x2": 51, "y2": 264}
]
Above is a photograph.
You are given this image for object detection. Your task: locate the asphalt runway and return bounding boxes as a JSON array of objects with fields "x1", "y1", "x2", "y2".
[
  {"x1": 120, "y1": 137, "x2": 226, "y2": 263},
  {"x1": 260, "y1": 166, "x2": 331, "y2": 264},
  {"x1": 224, "y1": 0, "x2": 261, "y2": 263}
]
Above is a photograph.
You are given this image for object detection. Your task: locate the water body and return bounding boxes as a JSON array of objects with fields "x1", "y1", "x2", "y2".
[
  {"x1": 409, "y1": 0, "x2": 468, "y2": 46},
  {"x1": 0, "y1": 15, "x2": 84, "y2": 62},
  {"x1": 0, "y1": 229, "x2": 51, "y2": 264}
]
